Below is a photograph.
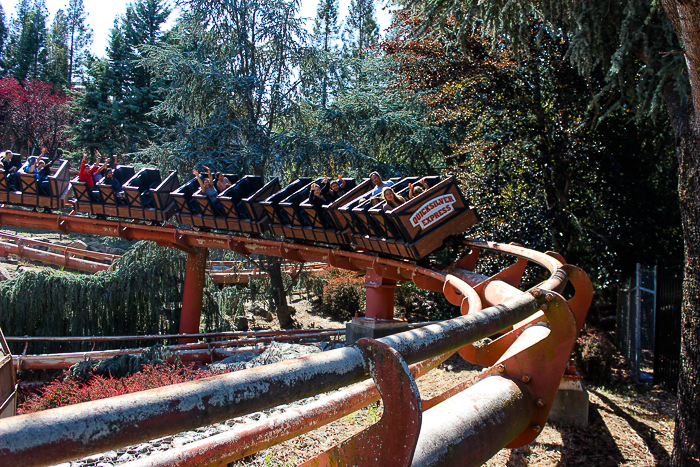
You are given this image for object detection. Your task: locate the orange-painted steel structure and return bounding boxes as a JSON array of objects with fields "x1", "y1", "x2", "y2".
[
  {"x1": 0, "y1": 206, "x2": 593, "y2": 466},
  {"x1": 0, "y1": 231, "x2": 324, "y2": 283},
  {"x1": 11, "y1": 330, "x2": 344, "y2": 371}
]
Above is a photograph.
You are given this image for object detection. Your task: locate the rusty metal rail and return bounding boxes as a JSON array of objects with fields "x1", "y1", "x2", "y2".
[{"x1": 0, "y1": 207, "x2": 593, "y2": 466}]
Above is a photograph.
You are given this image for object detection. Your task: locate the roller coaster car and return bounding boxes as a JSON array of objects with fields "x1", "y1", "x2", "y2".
[
  {"x1": 71, "y1": 166, "x2": 176, "y2": 224},
  {"x1": 122, "y1": 169, "x2": 180, "y2": 223},
  {"x1": 0, "y1": 158, "x2": 71, "y2": 212},
  {"x1": 274, "y1": 178, "x2": 359, "y2": 245},
  {"x1": 353, "y1": 175, "x2": 479, "y2": 260},
  {"x1": 336, "y1": 177, "x2": 403, "y2": 239},
  {"x1": 260, "y1": 178, "x2": 312, "y2": 229},
  {"x1": 173, "y1": 176, "x2": 278, "y2": 234}
]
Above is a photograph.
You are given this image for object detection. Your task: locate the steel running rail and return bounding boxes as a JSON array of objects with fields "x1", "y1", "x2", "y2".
[{"x1": 0, "y1": 208, "x2": 593, "y2": 466}]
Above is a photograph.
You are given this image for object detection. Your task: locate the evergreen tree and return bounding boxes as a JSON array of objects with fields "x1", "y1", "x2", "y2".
[
  {"x1": 142, "y1": 0, "x2": 308, "y2": 328},
  {"x1": 71, "y1": 0, "x2": 171, "y2": 155},
  {"x1": 302, "y1": 0, "x2": 343, "y2": 108},
  {"x1": 44, "y1": 9, "x2": 69, "y2": 88},
  {"x1": 71, "y1": 24, "x2": 131, "y2": 153},
  {"x1": 7, "y1": 0, "x2": 48, "y2": 82},
  {"x1": 65, "y1": 0, "x2": 92, "y2": 87},
  {"x1": 0, "y1": 5, "x2": 8, "y2": 74},
  {"x1": 344, "y1": 0, "x2": 379, "y2": 55}
]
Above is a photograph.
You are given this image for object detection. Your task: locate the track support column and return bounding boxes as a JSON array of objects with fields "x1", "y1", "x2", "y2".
[
  {"x1": 346, "y1": 268, "x2": 409, "y2": 344},
  {"x1": 179, "y1": 247, "x2": 208, "y2": 344}
]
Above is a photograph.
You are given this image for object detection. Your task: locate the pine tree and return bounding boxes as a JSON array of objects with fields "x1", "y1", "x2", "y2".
[
  {"x1": 65, "y1": 0, "x2": 92, "y2": 87},
  {"x1": 43, "y1": 9, "x2": 69, "y2": 88},
  {"x1": 71, "y1": 0, "x2": 171, "y2": 155},
  {"x1": 344, "y1": 0, "x2": 379, "y2": 55},
  {"x1": 0, "y1": 5, "x2": 8, "y2": 75},
  {"x1": 71, "y1": 24, "x2": 130, "y2": 153},
  {"x1": 7, "y1": 0, "x2": 48, "y2": 82},
  {"x1": 301, "y1": 0, "x2": 344, "y2": 108}
]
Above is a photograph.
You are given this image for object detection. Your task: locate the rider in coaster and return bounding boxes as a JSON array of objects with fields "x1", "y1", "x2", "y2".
[
  {"x1": 321, "y1": 175, "x2": 347, "y2": 202},
  {"x1": 1, "y1": 151, "x2": 14, "y2": 172},
  {"x1": 103, "y1": 168, "x2": 127, "y2": 203},
  {"x1": 215, "y1": 172, "x2": 232, "y2": 193},
  {"x1": 367, "y1": 171, "x2": 394, "y2": 197},
  {"x1": 308, "y1": 182, "x2": 333, "y2": 228},
  {"x1": 382, "y1": 187, "x2": 406, "y2": 212},
  {"x1": 408, "y1": 178, "x2": 429, "y2": 199},
  {"x1": 193, "y1": 166, "x2": 224, "y2": 215},
  {"x1": 19, "y1": 156, "x2": 38, "y2": 177}
]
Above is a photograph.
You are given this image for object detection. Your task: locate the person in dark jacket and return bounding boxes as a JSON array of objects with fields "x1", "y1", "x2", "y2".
[
  {"x1": 308, "y1": 182, "x2": 333, "y2": 228},
  {"x1": 102, "y1": 168, "x2": 127, "y2": 203},
  {"x1": 37, "y1": 159, "x2": 53, "y2": 195},
  {"x1": 321, "y1": 175, "x2": 347, "y2": 202}
]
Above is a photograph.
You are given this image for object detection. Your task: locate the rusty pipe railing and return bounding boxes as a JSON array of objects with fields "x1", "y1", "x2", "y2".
[
  {"x1": 12, "y1": 330, "x2": 345, "y2": 371},
  {"x1": 0, "y1": 291, "x2": 544, "y2": 466},
  {"x1": 122, "y1": 352, "x2": 454, "y2": 467}
]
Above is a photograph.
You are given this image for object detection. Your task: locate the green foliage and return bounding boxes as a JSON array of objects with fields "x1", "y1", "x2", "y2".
[
  {"x1": 280, "y1": 56, "x2": 451, "y2": 179},
  {"x1": 311, "y1": 267, "x2": 365, "y2": 320},
  {"x1": 394, "y1": 281, "x2": 458, "y2": 322},
  {"x1": 0, "y1": 241, "x2": 231, "y2": 355},
  {"x1": 70, "y1": 0, "x2": 171, "y2": 156},
  {"x1": 344, "y1": 0, "x2": 379, "y2": 55},
  {"x1": 381, "y1": 10, "x2": 682, "y2": 294},
  {"x1": 6, "y1": 1, "x2": 48, "y2": 82},
  {"x1": 139, "y1": 0, "x2": 308, "y2": 177},
  {"x1": 43, "y1": 9, "x2": 69, "y2": 89},
  {"x1": 64, "y1": 0, "x2": 92, "y2": 86}
]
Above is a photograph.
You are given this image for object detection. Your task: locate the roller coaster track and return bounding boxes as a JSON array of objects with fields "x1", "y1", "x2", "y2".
[
  {"x1": 0, "y1": 230, "x2": 325, "y2": 283},
  {"x1": 0, "y1": 206, "x2": 593, "y2": 467}
]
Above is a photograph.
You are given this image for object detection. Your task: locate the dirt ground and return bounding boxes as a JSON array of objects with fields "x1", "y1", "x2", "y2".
[
  {"x1": 1, "y1": 233, "x2": 679, "y2": 467},
  {"x1": 236, "y1": 296, "x2": 678, "y2": 467}
]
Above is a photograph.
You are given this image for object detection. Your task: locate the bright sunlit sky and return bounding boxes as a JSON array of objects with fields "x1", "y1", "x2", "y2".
[{"x1": 0, "y1": 0, "x2": 392, "y2": 57}]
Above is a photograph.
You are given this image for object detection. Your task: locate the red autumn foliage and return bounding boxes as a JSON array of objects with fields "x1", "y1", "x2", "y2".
[
  {"x1": 0, "y1": 77, "x2": 73, "y2": 155},
  {"x1": 18, "y1": 363, "x2": 224, "y2": 414}
]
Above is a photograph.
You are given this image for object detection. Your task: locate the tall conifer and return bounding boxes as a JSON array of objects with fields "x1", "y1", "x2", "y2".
[
  {"x1": 65, "y1": 0, "x2": 92, "y2": 87},
  {"x1": 44, "y1": 9, "x2": 69, "y2": 88}
]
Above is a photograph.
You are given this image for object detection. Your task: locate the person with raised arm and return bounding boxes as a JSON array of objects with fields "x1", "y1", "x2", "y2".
[
  {"x1": 321, "y1": 175, "x2": 347, "y2": 201},
  {"x1": 193, "y1": 166, "x2": 224, "y2": 214},
  {"x1": 408, "y1": 178, "x2": 429, "y2": 199},
  {"x1": 78, "y1": 151, "x2": 100, "y2": 189},
  {"x1": 308, "y1": 182, "x2": 333, "y2": 228}
]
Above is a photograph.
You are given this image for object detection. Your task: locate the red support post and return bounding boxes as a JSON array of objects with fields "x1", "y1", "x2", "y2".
[
  {"x1": 363, "y1": 268, "x2": 397, "y2": 320},
  {"x1": 179, "y1": 247, "x2": 208, "y2": 344}
]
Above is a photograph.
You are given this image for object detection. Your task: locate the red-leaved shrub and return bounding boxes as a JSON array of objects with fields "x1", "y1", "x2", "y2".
[{"x1": 19, "y1": 364, "x2": 220, "y2": 414}]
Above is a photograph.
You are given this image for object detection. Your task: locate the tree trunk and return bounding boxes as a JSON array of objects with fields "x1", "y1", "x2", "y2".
[
  {"x1": 267, "y1": 258, "x2": 294, "y2": 329},
  {"x1": 671, "y1": 116, "x2": 700, "y2": 467},
  {"x1": 658, "y1": 3, "x2": 700, "y2": 464}
]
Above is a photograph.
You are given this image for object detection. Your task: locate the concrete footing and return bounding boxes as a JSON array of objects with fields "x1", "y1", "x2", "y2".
[
  {"x1": 547, "y1": 378, "x2": 589, "y2": 427},
  {"x1": 345, "y1": 318, "x2": 410, "y2": 344}
]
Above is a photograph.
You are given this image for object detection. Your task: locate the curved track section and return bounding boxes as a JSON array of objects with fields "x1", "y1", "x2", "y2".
[{"x1": 0, "y1": 206, "x2": 593, "y2": 467}]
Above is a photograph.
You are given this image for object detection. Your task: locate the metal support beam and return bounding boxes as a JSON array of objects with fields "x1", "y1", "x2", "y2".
[
  {"x1": 363, "y1": 267, "x2": 397, "y2": 320},
  {"x1": 179, "y1": 247, "x2": 208, "y2": 343}
]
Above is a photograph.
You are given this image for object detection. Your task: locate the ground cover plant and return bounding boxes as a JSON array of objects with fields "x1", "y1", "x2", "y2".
[{"x1": 18, "y1": 362, "x2": 225, "y2": 414}]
